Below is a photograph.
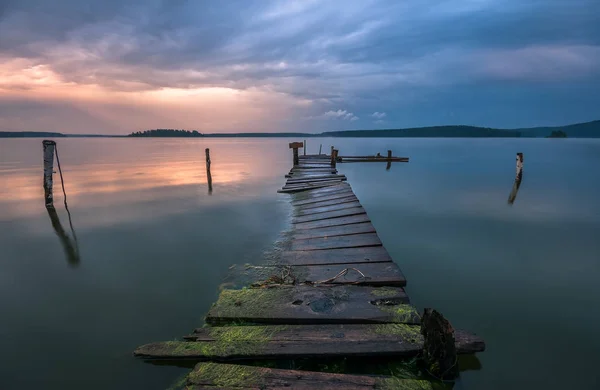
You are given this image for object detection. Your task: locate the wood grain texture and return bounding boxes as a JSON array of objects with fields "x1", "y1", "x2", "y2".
[
  {"x1": 295, "y1": 201, "x2": 362, "y2": 216},
  {"x1": 292, "y1": 262, "x2": 406, "y2": 286},
  {"x1": 290, "y1": 232, "x2": 382, "y2": 251},
  {"x1": 279, "y1": 246, "x2": 393, "y2": 265},
  {"x1": 291, "y1": 222, "x2": 376, "y2": 240},
  {"x1": 293, "y1": 207, "x2": 366, "y2": 224},
  {"x1": 293, "y1": 213, "x2": 372, "y2": 230}
]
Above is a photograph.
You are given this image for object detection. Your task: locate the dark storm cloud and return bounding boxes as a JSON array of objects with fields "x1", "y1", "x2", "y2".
[{"x1": 1, "y1": 0, "x2": 599, "y2": 129}]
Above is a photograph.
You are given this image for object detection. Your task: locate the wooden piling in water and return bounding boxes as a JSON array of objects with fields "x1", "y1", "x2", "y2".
[
  {"x1": 508, "y1": 152, "x2": 524, "y2": 205},
  {"x1": 303, "y1": 140, "x2": 306, "y2": 155},
  {"x1": 205, "y1": 148, "x2": 213, "y2": 194},
  {"x1": 289, "y1": 141, "x2": 303, "y2": 166},
  {"x1": 319, "y1": 144, "x2": 322, "y2": 155},
  {"x1": 331, "y1": 149, "x2": 338, "y2": 168},
  {"x1": 42, "y1": 140, "x2": 56, "y2": 207}
]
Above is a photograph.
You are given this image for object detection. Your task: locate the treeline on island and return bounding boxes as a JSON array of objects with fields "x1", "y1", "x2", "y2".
[{"x1": 129, "y1": 129, "x2": 203, "y2": 137}]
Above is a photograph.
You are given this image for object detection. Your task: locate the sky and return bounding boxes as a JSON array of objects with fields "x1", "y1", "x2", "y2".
[{"x1": 0, "y1": 0, "x2": 599, "y2": 134}]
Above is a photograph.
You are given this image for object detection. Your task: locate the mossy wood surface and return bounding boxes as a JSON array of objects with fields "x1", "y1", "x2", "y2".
[
  {"x1": 134, "y1": 324, "x2": 484, "y2": 360},
  {"x1": 205, "y1": 286, "x2": 414, "y2": 325},
  {"x1": 185, "y1": 362, "x2": 440, "y2": 389}
]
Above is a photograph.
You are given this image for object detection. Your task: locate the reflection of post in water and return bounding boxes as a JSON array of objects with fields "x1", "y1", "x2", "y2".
[
  {"x1": 205, "y1": 148, "x2": 213, "y2": 194},
  {"x1": 386, "y1": 150, "x2": 392, "y2": 171},
  {"x1": 508, "y1": 152, "x2": 524, "y2": 205},
  {"x1": 42, "y1": 140, "x2": 80, "y2": 267},
  {"x1": 46, "y1": 206, "x2": 80, "y2": 267}
]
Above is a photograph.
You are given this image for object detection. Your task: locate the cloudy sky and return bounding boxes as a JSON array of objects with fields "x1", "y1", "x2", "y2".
[{"x1": 0, "y1": 0, "x2": 599, "y2": 134}]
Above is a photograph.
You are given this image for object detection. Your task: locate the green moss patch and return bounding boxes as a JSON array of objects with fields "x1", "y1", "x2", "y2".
[
  {"x1": 188, "y1": 362, "x2": 263, "y2": 388},
  {"x1": 375, "y1": 304, "x2": 421, "y2": 324},
  {"x1": 373, "y1": 324, "x2": 423, "y2": 344}
]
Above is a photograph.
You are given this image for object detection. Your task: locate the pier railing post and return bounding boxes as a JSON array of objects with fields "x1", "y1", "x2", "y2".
[
  {"x1": 205, "y1": 148, "x2": 213, "y2": 194},
  {"x1": 289, "y1": 142, "x2": 303, "y2": 166},
  {"x1": 330, "y1": 146, "x2": 334, "y2": 156},
  {"x1": 303, "y1": 140, "x2": 306, "y2": 156},
  {"x1": 43, "y1": 140, "x2": 56, "y2": 207},
  {"x1": 319, "y1": 144, "x2": 322, "y2": 155},
  {"x1": 331, "y1": 149, "x2": 338, "y2": 168}
]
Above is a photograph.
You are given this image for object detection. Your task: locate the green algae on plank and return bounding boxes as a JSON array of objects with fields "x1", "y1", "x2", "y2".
[
  {"x1": 207, "y1": 287, "x2": 295, "y2": 322},
  {"x1": 188, "y1": 362, "x2": 263, "y2": 388},
  {"x1": 376, "y1": 377, "x2": 441, "y2": 390},
  {"x1": 370, "y1": 287, "x2": 404, "y2": 297},
  {"x1": 375, "y1": 304, "x2": 421, "y2": 324},
  {"x1": 373, "y1": 324, "x2": 423, "y2": 344}
]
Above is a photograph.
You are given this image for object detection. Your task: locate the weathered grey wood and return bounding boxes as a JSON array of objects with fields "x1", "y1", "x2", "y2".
[
  {"x1": 278, "y1": 182, "x2": 345, "y2": 193},
  {"x1": 283, "y1": 180, "x2": 345, "y2": 189},
  {"x1": 293, "y1": 207, "x2": 366, "y2": 224},
  {"x1": 292, "y1": 262, "x2": 406, "y2": 286},
  {"x1": 292, "y1": 192, "x2": 356, "y2": 206},
  {"x1": 294, "y1": 213, "x2": 371, "y2": 230},
  {"x1": 294, "y1": 187, "x2": 353, "y2": 199},
  {"x1": 291, "y1": 222, "x2": 376, "y2": 240},
  {"x1": 205, "y1": 285, "x2": 414, "y2": 325},
  {"x1": 288, "y1": 173, "x2": 343, "y2": 179},
  {"x1": 295, "y1": 201, "x2": 362, "y2": 216},
  {"x1": 182, "y1": 363, "x2": 437, "y2": 389},
  {"x1": 42, "y1": 140, "x2": 56, "y2": 207},
  {"x1": 280, "y1": 246, "x2": 393, "y2": 265},
  {"x1": 295, "y1": 196, "x2": 358, "y2": 210},
  {"x1": 290, "y1": 232, "x2": 382, "y2": 251},
  {"x1": 286, "y1": 176, "x2": 347, "y2": 184},
  {"x1": 134, "y1": 325, "x2": 484, "y2": 361}
]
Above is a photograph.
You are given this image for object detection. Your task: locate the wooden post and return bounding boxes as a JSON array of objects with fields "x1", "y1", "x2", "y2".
[
  {"x1": 331, "y1": 149, "x2": 338, "y2": 168},
  {"x1": 43, "y1": 140, "x2": 56, "y2": 207},
  {"x1": 508, "y1": 152, "x2": 524, "y2": 205},
  {"x1": 330, "y1": 146, "x2": 334, "y2": 156},
  {"x1": 303, "y1": 140, "x2": 306, "y2": 156},
  {"x1": 319, "y1": 144, "x2": 322, "y2": 155},
  {"x1": 289, "y1": 142, "x2": 303, "y2": 166},
  {"x1": 421, "y1": 308, "x2": 458, "y2": 380},
  {"x1": 386, "y1": 150, "x2": 392, "y2": 170},
  {"x1": 205, "y1": 148, "x2": 213, "y2": 194}
]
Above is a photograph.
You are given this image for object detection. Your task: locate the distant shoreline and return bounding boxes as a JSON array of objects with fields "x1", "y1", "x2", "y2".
[{"x1": 1, "y1": 119, "x2": 599, "y2": 138}]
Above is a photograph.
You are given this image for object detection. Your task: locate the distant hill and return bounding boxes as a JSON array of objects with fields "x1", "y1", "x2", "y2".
[
  {"x1": 515, "y1": 120, "x2": 600, "y2": 138},
  {"x1": 2, "y1": 120, "x2": 599, "y2": 138},
  {"x1": 322, "y1": 126, "x2": 521, "y2": 138},
  {"x1": 0, "y1": 131, "x2": 66, "y2": 138}
]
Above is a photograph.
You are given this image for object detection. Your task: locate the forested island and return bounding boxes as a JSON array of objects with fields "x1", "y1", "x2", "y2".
[
  {"x1": 129, "y1": 129, "x2": 202, "y2": 137},
  {"x1": 547, "y1": 130, "x2": 568, "y2": 138}
]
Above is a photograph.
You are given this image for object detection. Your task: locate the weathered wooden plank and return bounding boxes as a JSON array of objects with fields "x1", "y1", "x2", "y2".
[
  {"x1": 290, "y1": 165, "x2": 337, "y2": 170},
  {"x1": 283, "y1": 180, "x2": 345, "y2": 190},
  {"x1": 286, "y1": 176, "x2": 347, "y2": 184},
  {"x1": 278, "y1": 182, "x2": 344, "y2": 193},
  {"x1": 293, "y1": 187, "x2": 354, "y2": 200},
  {"x1": 280, "y1": 246, "x2": 392, "y2": 265},
  {"x1": 204, "y1": 285, "x2": 414, "y2": 325},
  {"x1": 291, "y1": 222, "x2": 376, "y2": 240},
  {"x1": 292, "y1": 262, "x2": 406, "y2": 286},
  {"x1": 134, "y1": 326, "x2": 484, "y2": 361},
  {"x1": 288, "y1": 171, "x2": 338, "y2": 177},
  {"x1": 293, "y1": 207, "x2": 366, "y2": 224},
  {"x1": 287, "y1": 173, "x2": 343, "y2": 179},
  {"x1": 290, "y1": 232, "x2": 382, "y2": 251},
  {"x1": 295, "y1": 196, "x2": 358, "y2": 210},
  {"x1": 295, "y1": 201, "x2": 362, "y2": 216},
  {"x1": 293, "y1": 213, "x2": 371, "y2": 230},
  {"x1": 181, "y1": 363, "x2": 437, "y2": 389},
  {"x1": 292, "y1": 193, "x2": 356, "y2": 206}
]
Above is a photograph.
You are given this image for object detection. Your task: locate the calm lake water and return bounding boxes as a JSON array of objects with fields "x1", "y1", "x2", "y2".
[{"x1": 1, "y1": 138, "x2": 599, "y2": 389}]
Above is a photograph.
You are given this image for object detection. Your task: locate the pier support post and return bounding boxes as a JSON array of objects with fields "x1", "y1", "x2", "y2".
[
  {"x1": 289, "y1": 142, "x2": 303, "y2": 166},
  {"x1": 43, "y1": 140, "x2": 56, "y2": 207},
  {"x1": 386, "y1": 150, "x2": 392, "y2": 170},
  {"x1": 330, "y1": 146, "x2": 334, "y2": 156},
  {"x1": 421, "y1": 308, "x2": 458, "y2": 380},
  {"x1": 331, "y1": 149, "x2": 338, "y2": 168},
  {"x1": 205, "y1": 148, "x2": 213, "y2": 194},
  {"x1": 303, "y1": 140, "x2": 306, "y2": 156},
  {"x1": 319, "y1": 144, "x2": 322, "y2": 155}
]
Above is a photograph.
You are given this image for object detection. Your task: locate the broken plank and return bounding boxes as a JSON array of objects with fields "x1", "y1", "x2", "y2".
[
  {"x1": 290, "y1": 232, "x2": 382, "y2": 251},
  {"x1": 204, "y1": 285, "x2": 414, "y2": 325},
  {"x1": 280, "y1": 246, "x2": 392, "y2": 265},
  {"x1": 293, "y1": 213, "x2": 371, "y2": 230},
  {"x1": 292, "y1": 262, "x2": 406, "y2": 286},
  {"x1": 134, "y1": 325, "x2": 484, "y2": 361},
  {"x1": 295, "y1": 201, "x2": 362, "y2": 216},
  {"x1": 182, "y1": 363, "x2": 437, "y2": 389},
  {"x1": 291, "y1": 222, "x2": 376, "y2": 240},
  {"x1": 293, "y1": 207, "x2": 366, "y2": 224}
]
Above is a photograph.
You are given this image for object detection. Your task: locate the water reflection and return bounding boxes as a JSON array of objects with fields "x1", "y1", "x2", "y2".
[
  {"x1": 46, "y1": 205, "x2": 80, "y2": 267},
  {"x1": 508, "y1": 153, "x2": 524, "y2": 205}
]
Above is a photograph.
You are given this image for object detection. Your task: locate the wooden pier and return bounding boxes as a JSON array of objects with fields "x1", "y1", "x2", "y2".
[{"x1": 134, "y1": 145, "x2": 484, "y2": 389}]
